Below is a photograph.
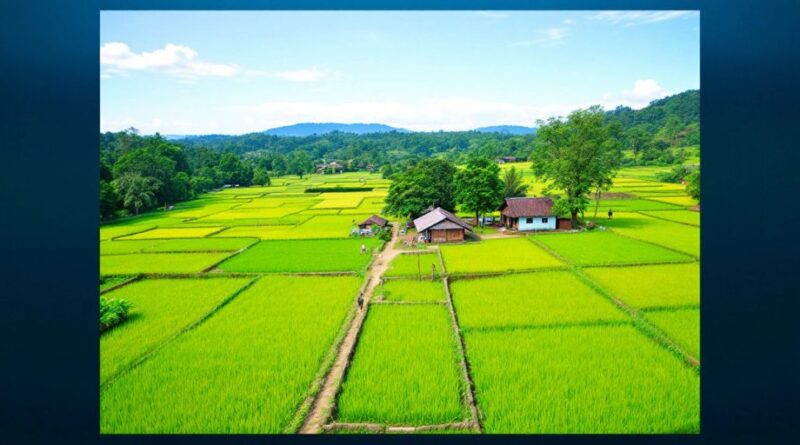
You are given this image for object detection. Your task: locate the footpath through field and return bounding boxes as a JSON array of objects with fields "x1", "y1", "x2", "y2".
[{"x1": 300, "y1": 222, "x2": 402, "y2": 433}]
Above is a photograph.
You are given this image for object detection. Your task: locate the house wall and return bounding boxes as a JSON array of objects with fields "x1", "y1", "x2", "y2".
[
  {"x1": 430, "y1": 228, "x2": 464, "y2": 243},
  {"x1": 516, "y1": 216, "x2": 556, "y2": 231}
]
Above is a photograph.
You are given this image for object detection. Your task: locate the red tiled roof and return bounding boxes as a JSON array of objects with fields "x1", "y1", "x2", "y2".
[{"x1": 500, "y1": 197, "x2": 554, "y2": 218}]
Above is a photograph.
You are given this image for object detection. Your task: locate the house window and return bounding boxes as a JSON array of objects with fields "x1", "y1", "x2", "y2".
[
  {"x1": 542, "y1": 217, "x2": 549, "y2": 223},
  {"x1": 526, "y1": 217, "x2": 533, "y2": 224}
]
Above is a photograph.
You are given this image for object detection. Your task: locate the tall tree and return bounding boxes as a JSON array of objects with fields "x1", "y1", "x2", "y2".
[
  {"x1": 113, "y1": 173, "x2": 158, "y2": 215},
  {"x1": 454, "y1": 157, "x2": 504, "y2": 226},
  {"x1": 532, "y1": 105, "x2": 622, "y2": 227},
  {"x1": 502, "y1": 166, "x2": 529, "y2": 198},
  {"x1": 383, "y1": 158, "x2": 456, "y2": 219},
  {"x1": 686, "y1": 169, "x2": 700, "y2": 203}
]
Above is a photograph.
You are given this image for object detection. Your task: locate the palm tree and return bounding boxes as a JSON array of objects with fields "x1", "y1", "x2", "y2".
[
  {"x1": 113, "y1": 173, "x2": 158, "y2": 215},
  {"x1": 502, "y1": 166, "x2": 529, "y2": 198}
]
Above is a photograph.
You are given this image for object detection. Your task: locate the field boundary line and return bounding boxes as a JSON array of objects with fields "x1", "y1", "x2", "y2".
[
  {"x1": 371, "y1": 300, "x2": 447, "y2": 305},
  {"x1": 446, "y1": 265, "x2": 570, "y2": 281},
  {"x1": 636, "y1": 210, "x2": 700, "y2": 227},
  {"x1": 579, "y1": 258, "x2": 696, "y2": 269},
  {"x1": 461, "y1": 319, "x2": 634, "y2": 335},
  {"x1": 323, "y1": 420, "x2": 477, "y2": 433},
  {"x1": 570, "y1": 268, "x2": 700, "y2": 369},
  {"x1": 200, "y1": 239, "x2": 262, "y2": 273},
  {"x1": 605, "y1": 226, "x2": 699, "y2": 261},
  {"x1": 99, "y1": 274, "x2": 142, "y2": 295},
  {"x1": 640, "y1": 304, "x2": 701, "y2": 313},
  {"x1": 100, "y1": 276, "x2": 261, "y2": 390},
  {"x1": 443, "y1": 275, "x2": 483, "y2": 433},
  {"x1": 108, "y1": 225, "x2": 157, "y2": 241}
]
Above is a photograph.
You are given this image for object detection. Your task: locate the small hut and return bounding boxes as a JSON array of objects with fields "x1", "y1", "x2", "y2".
[
  {"x1": 413, "y1": 207, "x2": 472, "y2": 243},
  {"x1": 358, "y1": 215, "x2": 389, "y2": 234}
]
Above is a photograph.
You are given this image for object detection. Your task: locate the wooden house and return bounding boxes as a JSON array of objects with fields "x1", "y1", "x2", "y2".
[
  {"x1": 413, "y1": 207, "x2": 472, "y2": 243},
  {"x1": 500, "y1": 197, "x2": 557, "y2": 231}
]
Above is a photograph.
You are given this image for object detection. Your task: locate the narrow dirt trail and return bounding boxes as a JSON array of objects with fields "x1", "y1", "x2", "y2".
[{"x1": 299, "y1": 223, "x2": 402, "y2": 434}]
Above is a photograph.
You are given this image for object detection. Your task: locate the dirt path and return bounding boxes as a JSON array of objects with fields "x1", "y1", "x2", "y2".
[{"x1": 299, "y1": 223, "x2": 402, "y2": 433}]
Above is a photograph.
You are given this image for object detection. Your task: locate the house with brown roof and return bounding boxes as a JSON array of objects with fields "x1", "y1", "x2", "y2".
[
  {"x1": 413, "y1": 207, "x2": 472, "y2": 243},
  {"x1": 358, "y1": 214, "x2": 389, "y2": 234},
  {"x1": 500, "y1": 197, "x2": 557, "y2": 231}
]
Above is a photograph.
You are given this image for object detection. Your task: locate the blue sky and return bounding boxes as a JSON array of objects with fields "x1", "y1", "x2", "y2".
[{"x1": 100, "y1": 11, "x2": 699, "y2": 134}]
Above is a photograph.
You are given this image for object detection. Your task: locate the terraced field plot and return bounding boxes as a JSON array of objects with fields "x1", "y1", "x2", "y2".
[
  {"x1": 100, "y1": 252, "x2": 232, "y2": 275},
  {"x1": 450, "y1": 271, "x2": 627, "y2": 330},
  {"x1": 218, "y1": 238, "x2": 382, "y2": 273},
  {"x1": 101, "y1": 275, "x2": 361, "y2": 434},
  {"x1": 440, "y1": 238, "x2": 564, "y2": 274},
  {"x1": 101, "y1": 238, "x2": 255, "y2": 255},
  {"x1": 583, "y1": 263, "x2": 700, "y2": 309},
  {"x1": 384, "y1": 253, "x2": 442, "y2": 278},
  {"x1": 640, "y1": 209, "x2": 700, "y2": 226},
  {"x1": 380, "y1": 278, "x2": 445, "y2": 302},
  {"x1": 464, "y1": 325, "x2": 699, "y2": 433},
  {"x1": 336, "y1": 305, "x2": 466, "y2": 425},
  {"x1": 100, "y1": 277, "x2": 251, "y2": 383},
  {"x1": 533, "y1": 231, "x2": 692, "y2": 266},
  {"x1": 604, "y1": 212, "x2": 700, "y2": 257},
  {"x1": 119, "y1": 226, "x2": 223, "y2": 240},
  {"x1": 590, "y1": 198, "x2": 683, "y2": 212},
  {"x1": 644, "y1": 308, "x2": 700, "y2": 358}
]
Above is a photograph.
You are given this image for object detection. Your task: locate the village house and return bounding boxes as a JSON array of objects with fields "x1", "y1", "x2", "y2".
[
  {"x1": 500, "y1": 197, "x2": 559, "y2": 231},
  {"x1": 316, "y1": 161, "x2": 345, "y2": 174},
  {"x1": 413, "y1": 207, "x2": 472, "y2": 243},
  {"x1": 357, "y1": 214, "x2": 389, "y2": 235}
]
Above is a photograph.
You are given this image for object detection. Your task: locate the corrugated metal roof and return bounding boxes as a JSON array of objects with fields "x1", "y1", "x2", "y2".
[{"x1": 413, "y1": 207, "x2": 472, "y2": 232}]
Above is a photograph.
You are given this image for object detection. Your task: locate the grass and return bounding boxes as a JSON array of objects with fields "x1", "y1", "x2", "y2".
[
  {"x1": 100, "y1": 252, "x2": 232, "y2": 275},
  {"x1": 440, "y1": 238, "x2": 564, "y2": 274},
  {"x1": 582, "y1": 263, "x2": 700, "y2": 309},
  {"x1": 119, "y1": 227, "x2": 223, "y2": 240},
  {"x1": 604, "y1": 212, "x2": 700, "y2": 257},
  {"x1": 464, "y1": 324, "x2": 699, "y2": 433},
  {"x1": 100, "y1": 275, "x2": 134, "y2": 292},
  {"x1": 336, "y1": 305, "x2": 466, "y2": 425},
  {"x1": 100, "y1": 278, "x2": 251, "y2": 383},
  {"x1": 644, "y1": 308, "x2": 700, "y2": 358},
  {"x1": 218, "y1": 238, "x2": 382, "y2": 273},
  {"x1": 101, "y1": 275, "x2": 361, "y2": 434},
  {"x1": 450, "y1": 271, "x2": 628, "y2": 330},
  {"x1": 100, "y1": 238, "x2": 255, "y2": 255},
  {"x1": 384, "y1": 253, "x2": 441, "y2": 278},
  {"x1": 589, "y1": 198, "x2": 683, "y2": 212},
  {"x1": 639, "y1": 210, "x2": 700, "y2": 226},
  {"x1": 532, "y1": 231, "x2": 692, "y2": 266},
  {"x1": 312, "y1": 192, "x2": 366, "y2": 209},
  {"x1": 648, "y1": 195, "x2": 697, "y2": 207},
  {"x1": 380, "y1": 279, "x2": 445, "y2": 302}
]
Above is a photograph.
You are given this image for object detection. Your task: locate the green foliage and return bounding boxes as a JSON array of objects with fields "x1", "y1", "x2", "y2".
[
  {"x1": 100, "y1": 296, "x2": 132, "y2": 333},
  {"x1": 101, "y1": 275, "x2": 360, "y2": 433},
  {"x1": 383, "y1": 158, "x2": 456, "y2": 218},
  {"x1": 464, "y1": 325, "x2": 699, "y2": 433},
  {"x1": 337, "y1": 305, "x2": 466, "y2": 425},
  {"x1": 252, "y1": 167, "x2": 271, "y2": 186},
  {"x1": 532, "y1": 105, "x2": 622, "y2": 225},
  {"x1": 656, "y1": 164, "x2": 692, "y2": 183},
  {"x1": 450, "y1": 271, "x2": 627, "y2": 330},
  {"x1": 685, "y1": 169, "x2": 700, "y2": 202},
  {"x1": 112, "y1": 173, "x2": 158, "y2": 215},
  {"x1": 502, "y1": 166, "x2": 529, "y2": 198},
  {"x1": 454, "y1": 157, "x2": 504, "y2": 224}
]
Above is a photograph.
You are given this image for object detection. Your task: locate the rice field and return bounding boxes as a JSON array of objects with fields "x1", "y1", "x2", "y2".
[
  {"x1": 218, "y1": 238, "x2": 382, "y2": 273},
  {"x1": 100, "y1": 252, "x2": 233, "y2": 275},
  {"x1": 582, "y1": 263, "x2": 700, "y2": 309},
  {"x1": 464, "y1": 325, "x2": 699, "y2": 433},
  {"x1": 100, "y1": 238, "x2": 256, "y2": 255},
  {"x1": 380, "y1": 278, "x2": 445, "y2": 302},
  {"x1": 644, "y1": 308, "x2": 700, "y2": 358},
  {"x1": 119, "y1": 226, "x2": 224, "y2": 240},
  {"x1": 440, "y1": 238, "x2": 564, "y2": 274},
  {"x1": 532, "y1": 231, "x2": 692, "y2": 266},
  {"x1": 640, "y1": 209, "x2": 700, "y2": 226},
  {"x1": 603, "y1": 212, "x2": 700, "y2": 257},
  {"x1": 100, "y1": 275, "x2": 361, "y2": 433},
  {"x1": 336, "y1": 305, "x2": 466, "y2": 425},
  {"x1": 383, "y1": 253, "x2": 442, "y2": 278}
]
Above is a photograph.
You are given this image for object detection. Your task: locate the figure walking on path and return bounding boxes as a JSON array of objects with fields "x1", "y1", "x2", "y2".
[
  {"x1": 361, "y1": 243, "x2": 367, "y2": 254},
  {"x1": 357, "y1": 293, "x2": 365, "y2": 310},
  {"x1": 608, "y1": 209, "x2": 613, "y2": 220}
]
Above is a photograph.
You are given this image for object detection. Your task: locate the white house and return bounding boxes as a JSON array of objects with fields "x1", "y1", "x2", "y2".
[{"x1": 499, "y1": 197, "x2": 557, "y2": 231}]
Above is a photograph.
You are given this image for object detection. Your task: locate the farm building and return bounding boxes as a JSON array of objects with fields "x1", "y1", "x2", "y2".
[
  {"x1": 358, "y1": 215, "x2": 389, "y2": 234},
  {"x1": 500, "y1": 197, "x2": 557, "y2": 231},
  {"x1": 413, "y1": 207, "x2": 472, "y2": 243}
]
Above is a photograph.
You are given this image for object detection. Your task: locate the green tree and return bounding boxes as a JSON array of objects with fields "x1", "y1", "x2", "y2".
[
  {"x1": 383, "y1": 158, "x2": 456, "y2": 219},
  {"x1": 113, "y1": 173, "x2": 158, "y2": 215},
  {"x1": 455, "y1": 157, "x2": 504, "y2": 226},
  {"x1": 532, "y1": 106, "x2": 622, "y2": 227},
  {"x1": 686, "y1": 169, "x2": 700, "y2": 202},
  {"x1": 252, "y1": 167, "x2": 271, "y2": 186},
  {"x1": 625, "y1": 126, "x2": 651, "y2": 160},
  {"x1": 288, "y1": 150, "x2": 313, "y2": 178},
  {"x1": 502, "y1": 166, "x2": 529, "y2": 198},
  {"x1": 99, "y1": 180, "x2": 120, "y2": 221}
]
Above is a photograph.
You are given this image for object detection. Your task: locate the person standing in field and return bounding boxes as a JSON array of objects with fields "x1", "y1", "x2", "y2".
[
  {"x1": 608, "y1": 209, "x2": 613, "y2": 220},
  {"x1": 357, "y1": 293, "x2": 364, "y2": 310}
]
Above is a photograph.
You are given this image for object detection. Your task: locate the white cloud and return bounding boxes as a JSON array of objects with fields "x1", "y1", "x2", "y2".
[
  {"x1": 100, "y1": 42, "x2": 238, "y2": 78},
  {"x1": 599, "y1": 79, "x2": 670, "y2": 109},
  {"x1": 562, "y1": 18, "x2": 577, "y2": 25},
  {"x1": 590, "y1": 11, "x2": 697, "y2": 26},
  {"x1": 514, "y1": 27, "x2": 568, "y2": 47},
  {"x1": 274, "y1": 67, "x2": 327, "y2": 82}
]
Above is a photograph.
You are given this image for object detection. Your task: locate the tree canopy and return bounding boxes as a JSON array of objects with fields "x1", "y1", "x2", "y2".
[
  {"x1": 454, "y1": 157, "x2": 504, "y2": 226},
  {"x1": 383, "y1": 158, "x2": 457, "y2": 219}
]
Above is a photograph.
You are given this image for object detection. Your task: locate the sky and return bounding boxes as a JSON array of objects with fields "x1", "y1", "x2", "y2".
[{"x1": 100, "y1": 11, "x2": 699, "y2": 135}]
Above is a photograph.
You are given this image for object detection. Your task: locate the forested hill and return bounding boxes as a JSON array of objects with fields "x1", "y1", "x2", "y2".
[
  {"x1": 264, "y1": 122, "x2": 409, "y2": 136},
  {"x1": 605, "y1": 89, "x2": 699, "y2": 144}
]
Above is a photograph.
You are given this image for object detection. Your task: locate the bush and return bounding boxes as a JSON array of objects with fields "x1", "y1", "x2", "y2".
[
  {"x1": 377, "y1": 226, "x2": 393, "y2": 242},
  {"x1": 100, "y1": 296, "x2": 132, "y2": 333}
]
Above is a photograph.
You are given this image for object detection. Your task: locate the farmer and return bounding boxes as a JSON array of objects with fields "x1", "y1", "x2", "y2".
[
  {"x1": 608, "y1": 209, "x2": 613, "y2": 220},
  {"x1": 361, "y1": 243, "x2": 367, "y2": 254},
  {"x1": 357, "y1": 293, "x2": 365, "y2": 310}
]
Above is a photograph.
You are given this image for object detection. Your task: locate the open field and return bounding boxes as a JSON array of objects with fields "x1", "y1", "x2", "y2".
[
  {"x1": 218, "y1": 238, "x2": 382, "y2": 273},
  {"x1": 644, "y1": 308, "x2": 700, "y2": 358},
  {"x1": 532, "y1": 231, "x2": 692, "y2": 266},
  {"x1": 119, "y1": 226, "x2": 224, "y2": 240},
  {"x1": 464, "y1": 325, "x2": 699, "y2": 433},
  {"x1": 582, "y1": 263, "x2": 700, "y2": 309},
  {"x1": 336, "y1": 305, "x2": 466, "y2": 425},
  {"x1": 101, "y1": 275, "x2": 362, "y2": 433},
  {"x1": 380, "y1": 278, "x2": 445, "y2": 302},
  {"x1": 100, "y1": 238, "x2": 256, "y2": 255},
  {"x1": 440, "y1": 238, "x2": 564, "y2": 274},
  {"x1": 450, "y1": 271, "x2": 627, "y2": 330},
  {"x1": 384, "y1": 252, "x2": 442, "y2": 278},
  {"x1": 100, "y1": 252, "x2": 233, "y2": 275},
  {"x1": 603, "y1": 212, "x2": 700, "y2": 257}
]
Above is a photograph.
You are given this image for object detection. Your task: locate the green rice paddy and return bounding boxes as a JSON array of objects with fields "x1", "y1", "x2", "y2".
[
  {"x1": 532, "y1": 231, "x2": 692, "y2": 266},
  {"x1": 384, "y1": 253, "x2": 442, "y2": 278},
  {"x1": 380, "y1": 278, "x2": 445, "y2": 302},
  {"x1": 583, "y1": 263, "x2": 700, "y2": 309},
  {"x1": 440, "y1": 237, "x2": 564, "y2": 274},
  {"x1": 218, "y1": 238, "x2": 382, "y2": 273}
]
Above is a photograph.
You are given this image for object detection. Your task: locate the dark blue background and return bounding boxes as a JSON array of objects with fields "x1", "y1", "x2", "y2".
[{"x1": 1, "y1": 1, "x2": 798, "y2": 444}]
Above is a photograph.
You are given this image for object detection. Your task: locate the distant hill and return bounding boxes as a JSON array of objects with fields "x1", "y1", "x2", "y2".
[
  {"x1": 474, "y1": 125, "x2": 537, "y2": 135},
  {"x1": 605, "y1": 89, "x2": 699, "y2": 132},
  {"x1": 263, "y1": 122, "x2": 409, "y2": 137}
]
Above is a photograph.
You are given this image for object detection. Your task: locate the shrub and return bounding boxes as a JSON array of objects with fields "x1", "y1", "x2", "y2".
[{"x1": 100, "y1": 296, "x2": 132, "y2": 333}]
